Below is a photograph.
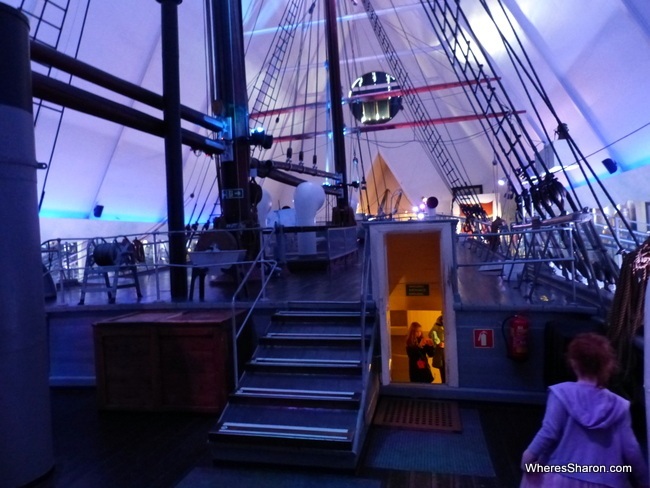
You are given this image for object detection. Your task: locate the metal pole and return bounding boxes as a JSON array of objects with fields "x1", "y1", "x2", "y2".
[
  {"x1": 157, "y1": 0, "x2": 187, "y2": 301},
  {"x1": 32, "y1": 71, "x2": 225, "y2": 155},
  {"x1": 30, "y1": 41, "x2": 227, "y2": 133},
  {"x1": 0, "y1": 5, "x2": 54, "y2": 485}
]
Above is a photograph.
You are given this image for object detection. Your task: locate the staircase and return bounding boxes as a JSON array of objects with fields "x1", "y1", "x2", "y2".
[{"x1": 209, "y1": 304, "x2": 379, "y2": 469}]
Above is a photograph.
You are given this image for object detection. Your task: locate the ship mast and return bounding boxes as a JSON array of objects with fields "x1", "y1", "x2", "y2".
[
  {"x1": 324, "y1": 0, "x2": 353, "y2": 225},
  {"x1": 207, "y1": 0, "x2": 252, "y2": 227}
]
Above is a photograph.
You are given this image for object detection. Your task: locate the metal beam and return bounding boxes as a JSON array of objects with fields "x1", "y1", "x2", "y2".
[
  {"x1": 30, "y1": 40, "x2": 228, "y2": 133},
  {"x1": 249, "y1": 78, "x2": 500, "y2": 120},
  {"x1": 31, "y1": 72, "x2": 225, "y2": 154},
  {"x1": 271, "y1": 110, "x2": 525, "y2": 143},
  {"x1": 251, "y1": 158, "x2": 338, "y2": 180}
]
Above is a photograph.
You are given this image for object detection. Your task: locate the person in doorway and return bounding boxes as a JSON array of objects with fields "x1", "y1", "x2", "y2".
[
  {"x1": 405, "y1": 322, "x2": 435, "y2": 383},
  {"x1": 488, "y1": 216, "x2": 506, "y2": 251},
  {"x1": 520, "y1": 333, "x2": 649, "y2": 488},
  {"x1": 428, "y1": 315, "x2": 446, "y2": 383}
]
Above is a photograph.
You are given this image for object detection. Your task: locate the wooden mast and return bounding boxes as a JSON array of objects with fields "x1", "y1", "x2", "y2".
[
  {"x1": 324, "y1": 0, "x2": 353, "y2": 225},
  {"x1": 208, "y1": 0, "x2": 252, "y2": 227}
]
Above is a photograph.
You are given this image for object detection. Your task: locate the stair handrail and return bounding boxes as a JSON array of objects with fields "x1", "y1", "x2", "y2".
[
  {"x1": 230, "y1": 227, "x2": 278, "y2": 390},
  {"x1": 359, "y1": 225, "x2": 372, "y2": 383},
  {"x1": 352, "y1": 225, "x2": 377, "y2": 456}
]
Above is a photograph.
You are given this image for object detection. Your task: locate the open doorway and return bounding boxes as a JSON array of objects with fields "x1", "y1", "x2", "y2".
[
  {"x1": 383, "y1": 230, "x2": 445, "y2": 385},
  {"x1": 367, "y1": 222, "x2": 457, "y2": 387}
]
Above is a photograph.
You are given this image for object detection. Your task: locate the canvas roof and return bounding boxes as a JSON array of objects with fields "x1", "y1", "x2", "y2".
[{"x1": 3, "y1": 0, "x2": 649, "y2": 241}]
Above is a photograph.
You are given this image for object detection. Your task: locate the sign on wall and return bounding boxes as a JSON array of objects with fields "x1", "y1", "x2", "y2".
[
  {"x1": 222, "y1": 188, "x2": 244, "y2": 199},
  {"x1": 473, "y1": 329, "x2": 494, "y2": 348},
  {"x1": 405, "y1": 283, "x2": 429, "y2": 296}
]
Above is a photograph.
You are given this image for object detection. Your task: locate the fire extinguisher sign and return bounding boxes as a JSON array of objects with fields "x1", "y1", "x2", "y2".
[{"x1": 473, "y1": 329, "x2": 494, "y2": 348}]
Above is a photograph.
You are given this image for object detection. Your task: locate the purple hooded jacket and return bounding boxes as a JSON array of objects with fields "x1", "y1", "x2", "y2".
[{"x1": 525, "y1": 381, "x2": 649, "y2": 487}]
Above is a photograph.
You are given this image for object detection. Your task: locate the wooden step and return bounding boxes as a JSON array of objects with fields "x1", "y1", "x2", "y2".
[
  {"x1": 211, "y1": 403, "x2": 357, "y2": 448},
  {"x1": 259, "y1": 333, "x2": 365, "y2": 347},
  {"x1": 239, "y1": 371, "x2": 362, "y2": 391},
  {"x1": 285, "y1": 301, "x2": 365, "y2": 311},
  {"x1": 267, "y1": 321, "x2": 366, "y2": 332},
  {"x1": 250, "y1": 357, "x2": 361, "y2": 367},
  {"x1": 231, "y1": 386, "x2": 361, "y2": 408},
  {"x1": 254, "y1": 344, "x2": 362, "y2": 361},
  {"x1": 247, "y1": 357, "x2": 362, "y2": 375},
  {"x1": 272, "y1": 310, "x2": 369, "y2": 322},
  {"x1": 213, "y1": 422, "x2": 353, "y2": 448},
  {"x1": 209, "y1": 304, "x2": 376, "y2": 470},
  {"x1": 265, "y1": 332, "x2": 363, "y2": 339}
]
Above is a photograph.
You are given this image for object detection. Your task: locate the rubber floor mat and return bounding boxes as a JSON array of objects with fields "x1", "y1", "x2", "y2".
[{"x1": 373, "y1": 397, "x2": 462, "y2": 432}]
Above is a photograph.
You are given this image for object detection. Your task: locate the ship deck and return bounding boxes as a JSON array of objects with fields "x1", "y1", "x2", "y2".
[{"x1": 36, "y1": 238, "x2": 637, "y2": 488}]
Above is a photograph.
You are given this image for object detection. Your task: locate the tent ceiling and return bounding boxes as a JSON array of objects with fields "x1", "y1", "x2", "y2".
[{"x1": 4, "y1": 0, "x2": 650, "y2": 239}]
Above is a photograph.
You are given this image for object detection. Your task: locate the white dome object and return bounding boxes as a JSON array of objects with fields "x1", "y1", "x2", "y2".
[
  {"x1": 294, "y1": 182, "x2": 325, "y2": 226},
  {"x1": 294, "y1": 182, "x2": 325, "y2": 255},
  {"x1": 257, "y1": 189, "x2": 273, "y2": 227}
]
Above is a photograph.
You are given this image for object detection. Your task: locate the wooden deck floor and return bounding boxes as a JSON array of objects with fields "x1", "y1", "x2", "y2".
[{"x1": 49, "y1": 237, "x2": 601, "y2": 311}]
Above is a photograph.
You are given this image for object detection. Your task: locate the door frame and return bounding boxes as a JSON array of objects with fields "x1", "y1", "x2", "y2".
[{"x1": 367, "y1": 220, "x2": 458, "y2": 387}]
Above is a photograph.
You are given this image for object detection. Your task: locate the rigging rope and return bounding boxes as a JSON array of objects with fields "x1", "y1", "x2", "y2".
[
  {"x1": 388, "y1": 0, "x2": 474, "y2": 191},
  {"x1": 607, "y1": 236, "x2": 650, "y2": 381},
  {"x1": 483, "y1": 0, "x2": 638, "y2": 249},
  {"x1": 289, "y1": 8, "x2": 310, "y2": 157},
  {"x1": 33, "y1": 0, "x2": 92, "y2": 211}
]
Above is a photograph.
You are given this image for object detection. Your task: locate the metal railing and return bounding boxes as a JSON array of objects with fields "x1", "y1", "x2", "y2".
[
  {"x1": 591, "y1": 216, "x2": 650, "y2": 266},
  {"x1": 457, "y1": 224, "x2": 584, "y2": 303},
  {"x1": 359, "y1": 225, "x2": 373, "y2": 387},
  {"x1": 41, "y1": 227, "x2": 277, "y2": 305},
  {"x1": 230, "y1": 228, "x2": 278, "y2": 390},
  {"x1": 354, "y1": 224, "x2": 375, "y2": 445}
]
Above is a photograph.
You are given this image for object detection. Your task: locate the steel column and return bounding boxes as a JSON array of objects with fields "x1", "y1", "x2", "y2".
[{"x1": 157, "y1": 0, "x2": 187, "y2": 301}]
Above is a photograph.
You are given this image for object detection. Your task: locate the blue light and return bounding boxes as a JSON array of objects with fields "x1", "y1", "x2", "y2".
[{"x1": 39, "y1": 209, "x2": 162, "y2": 223}]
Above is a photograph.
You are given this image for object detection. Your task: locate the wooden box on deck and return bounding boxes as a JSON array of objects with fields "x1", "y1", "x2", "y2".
[{"x1": 93, "y1": 310, "x2": 241, "y2": 413}]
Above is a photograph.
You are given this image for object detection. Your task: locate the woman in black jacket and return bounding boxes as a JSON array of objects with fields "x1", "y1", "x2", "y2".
[{"x1": 406, "y1": 322, "x2": 435, "y2": 383}]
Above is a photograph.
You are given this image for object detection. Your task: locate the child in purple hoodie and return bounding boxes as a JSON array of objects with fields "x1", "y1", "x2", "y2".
[{"x1": 521, "y1": 333, "x2": 649, "y2": 487}]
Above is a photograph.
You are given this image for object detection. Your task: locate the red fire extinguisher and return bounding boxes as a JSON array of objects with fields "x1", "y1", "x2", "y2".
[{"x1": 502, "y1": 314, "x2": 530, "y2": 361}]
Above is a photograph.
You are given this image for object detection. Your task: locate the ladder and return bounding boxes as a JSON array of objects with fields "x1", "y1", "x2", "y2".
[
  {"x1": 361, "y1": 0, "x2": 487, "y2": 220},
  {"x1": 416, "y1": 0, "x2": 621, "y2": 286},
  {"x1": 248, "y1": 0, "x2": 305, "y2": 128}
]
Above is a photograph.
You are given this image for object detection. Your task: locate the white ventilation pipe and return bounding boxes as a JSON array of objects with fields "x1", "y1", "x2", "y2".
[
  {"x1": 0, "y1": 5, "x2": 54, "y2": 486},
  {"x1": 257, "y1": 188, "x2": 273, "y2": 228}
]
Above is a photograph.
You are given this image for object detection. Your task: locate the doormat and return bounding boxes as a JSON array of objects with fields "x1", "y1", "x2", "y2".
[
  {"x1": 373, "y1": 397, "x2": 462, "y2": 432},
  {"x1": 364, "y1": 409, "x2": 494, "y2": 476}
]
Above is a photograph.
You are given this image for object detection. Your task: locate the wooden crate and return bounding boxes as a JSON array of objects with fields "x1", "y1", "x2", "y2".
[{"x1": 93, "y1": 310, "x2": 241, "y2": 413}]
